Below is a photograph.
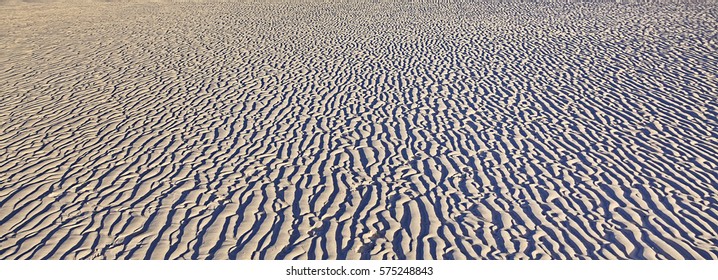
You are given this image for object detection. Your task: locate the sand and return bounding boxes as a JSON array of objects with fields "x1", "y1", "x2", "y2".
[{"x1": 0, "y1": 0, "x2": 717, "y2": 260}]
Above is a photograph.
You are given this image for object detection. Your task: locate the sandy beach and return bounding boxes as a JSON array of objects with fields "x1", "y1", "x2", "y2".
[{"x1": 1, "y1": 0, "x2": 717, "y2": 259}]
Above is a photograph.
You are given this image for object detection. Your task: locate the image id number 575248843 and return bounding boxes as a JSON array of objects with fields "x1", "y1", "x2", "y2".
[{"x1": 378, "y1": 267, "x2": 433, "y2": 276}]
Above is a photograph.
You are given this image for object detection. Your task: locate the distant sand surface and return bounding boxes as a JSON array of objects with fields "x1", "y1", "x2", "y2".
[{"x1": 1, "y1": 0, "x2": 717, "y2": 259}]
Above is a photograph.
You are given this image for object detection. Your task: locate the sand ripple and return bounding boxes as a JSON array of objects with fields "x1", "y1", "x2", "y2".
[{"x1": 1, "y1": 0, "x2": 717, "y2": 259}]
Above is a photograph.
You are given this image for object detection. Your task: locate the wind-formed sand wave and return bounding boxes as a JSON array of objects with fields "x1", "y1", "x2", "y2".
[{"x1": 0, "y1": 0, "x2": 717, "y2": 259}]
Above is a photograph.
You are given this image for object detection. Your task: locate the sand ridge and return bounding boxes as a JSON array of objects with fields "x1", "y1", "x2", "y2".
[{"x1": 0, "y1": 0, "x2": 717, "y2": 259}]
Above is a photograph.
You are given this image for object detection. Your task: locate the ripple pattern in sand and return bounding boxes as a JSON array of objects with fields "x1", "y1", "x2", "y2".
[{"x1": 1, "y1": 1, "x2": 718, "y2": 259}]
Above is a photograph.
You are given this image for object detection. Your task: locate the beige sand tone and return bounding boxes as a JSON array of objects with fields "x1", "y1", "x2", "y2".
[{"x1": 1, "y1": 1, "x2": 717, "y2": 259}]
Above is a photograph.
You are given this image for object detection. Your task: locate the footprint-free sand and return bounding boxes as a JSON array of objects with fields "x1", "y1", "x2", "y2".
[{"x1": 1, "y1": 0, "x2": 717, "y2": 259}]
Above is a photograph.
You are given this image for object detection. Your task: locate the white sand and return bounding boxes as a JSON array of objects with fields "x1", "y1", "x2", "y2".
[{"x1": 1, "y1": 0, "x2": 717, "y2": 259}]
